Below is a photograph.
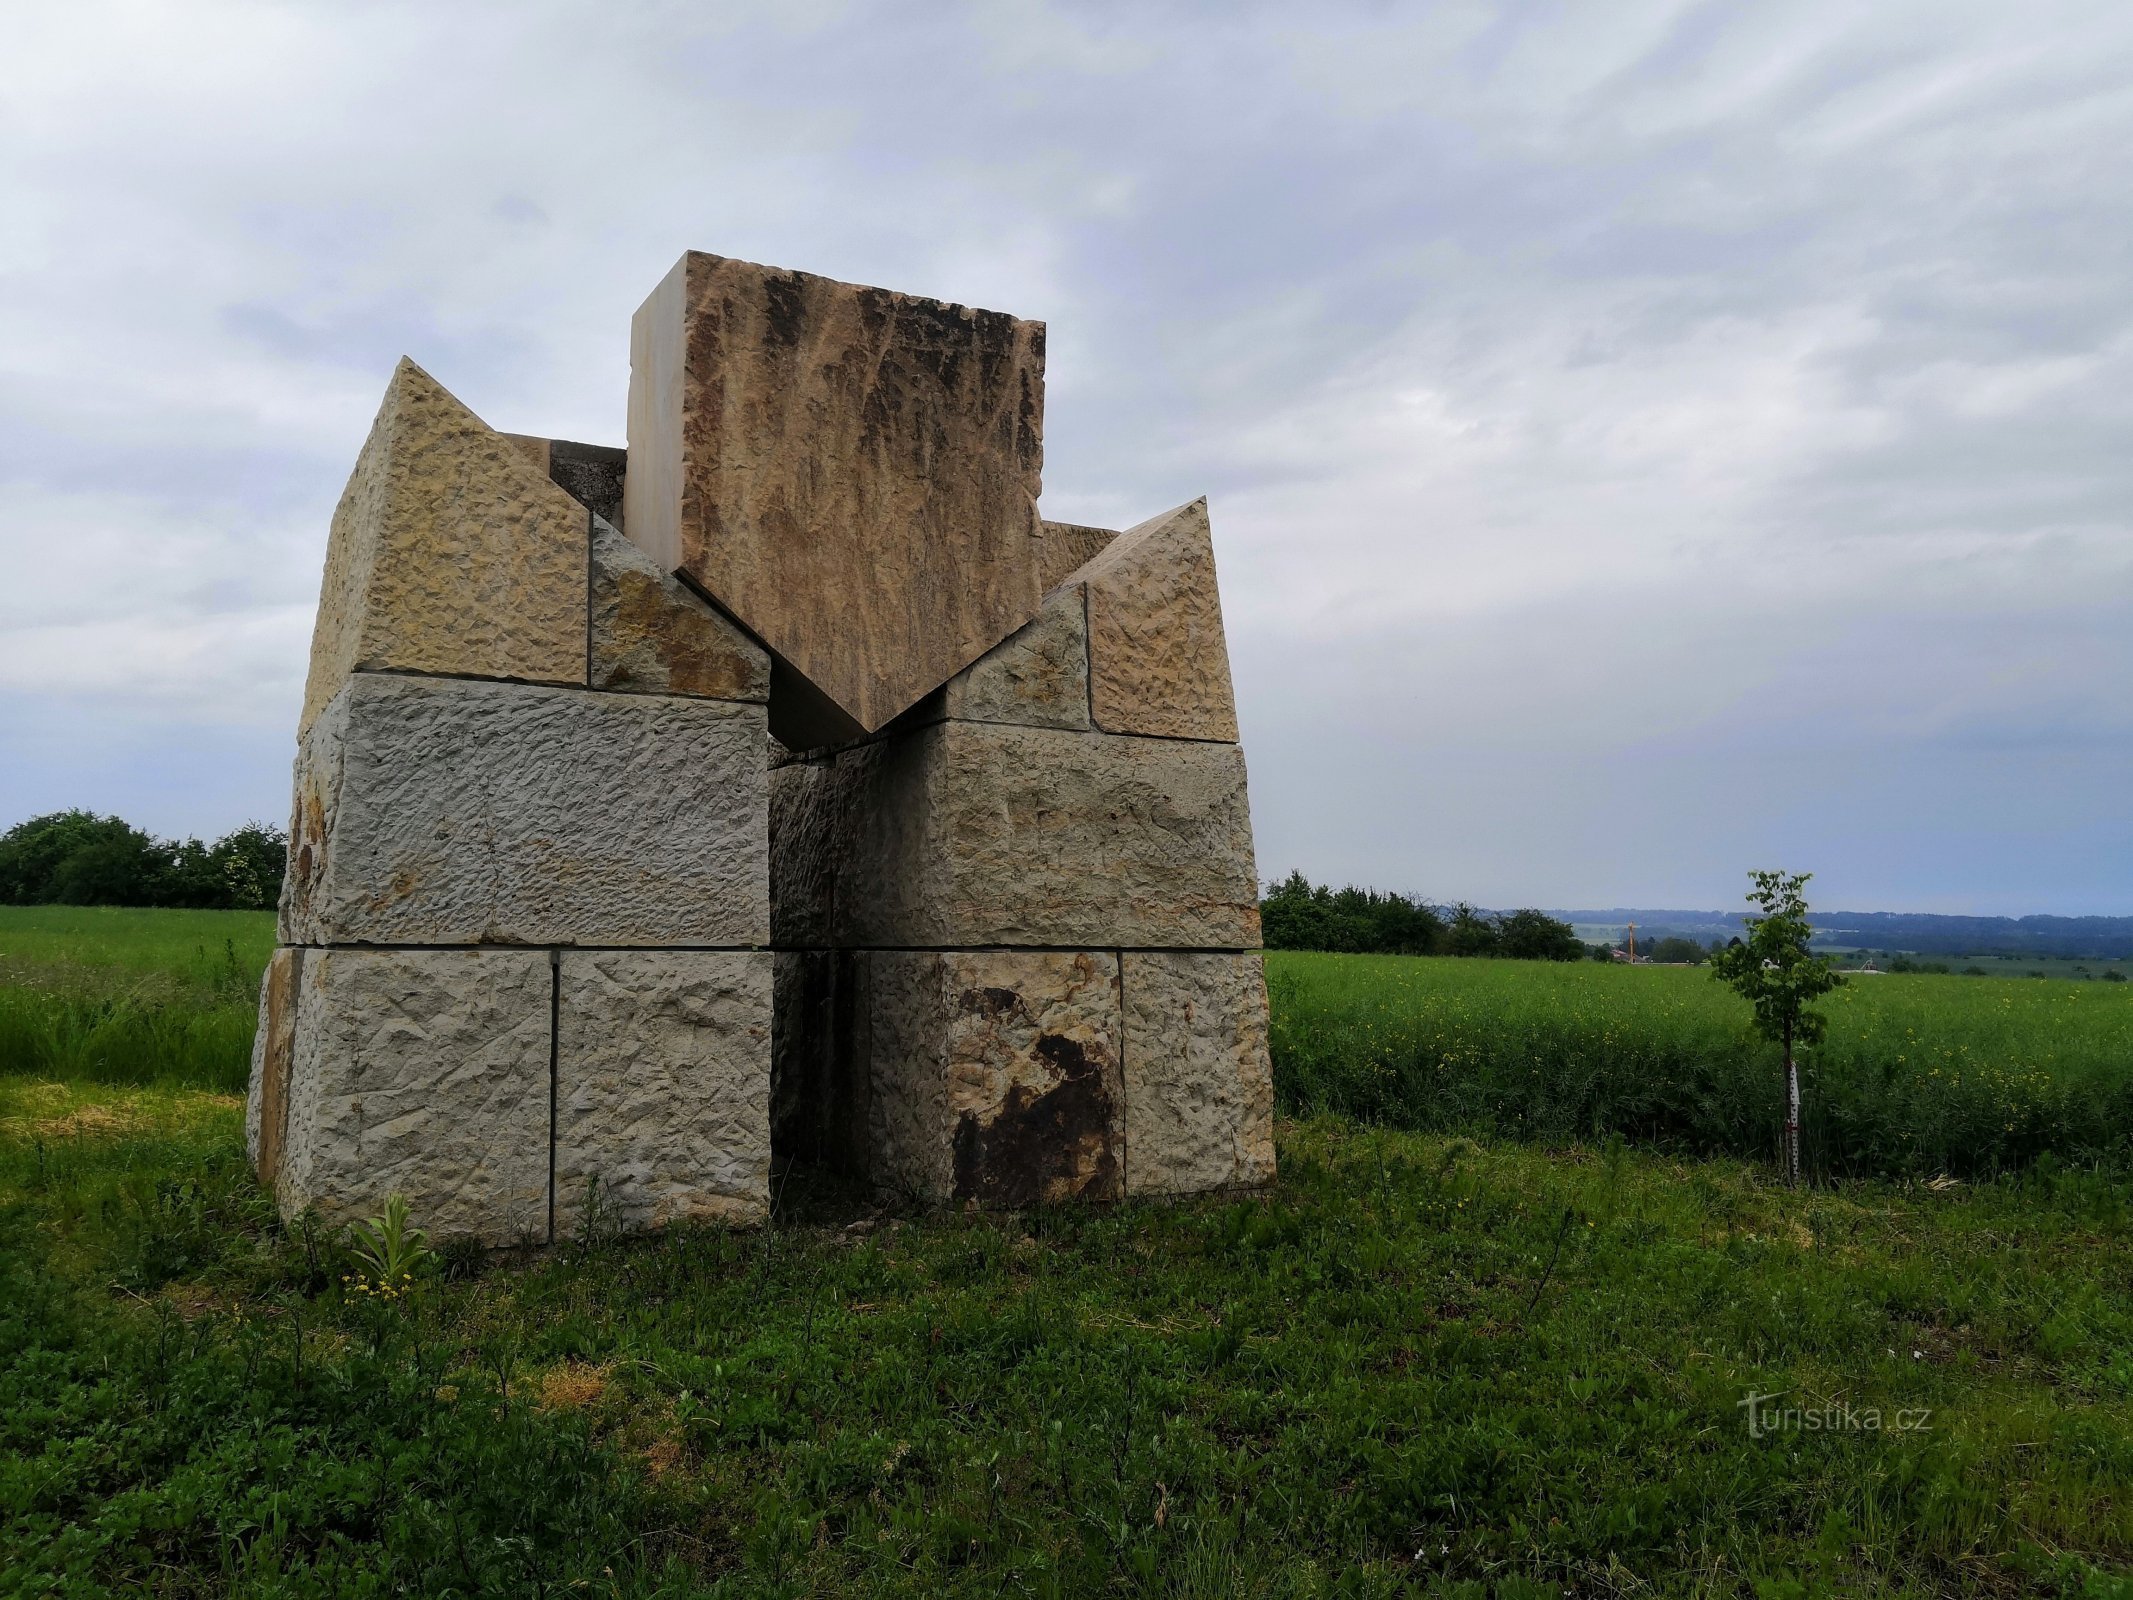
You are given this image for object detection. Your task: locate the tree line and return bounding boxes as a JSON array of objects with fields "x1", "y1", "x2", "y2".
[
  {"x1": 1259, "y1": 871, "x2": 1587, "y2": 961},
  {"x1": 0, "y1": 811, "x2": 287, "y2": 911}
]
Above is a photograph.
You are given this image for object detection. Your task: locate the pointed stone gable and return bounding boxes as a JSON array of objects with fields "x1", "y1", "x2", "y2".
[
  {"x1": 1076, "y1": 498, "x2": 1240, "y2": 742},
  {"x1": 623, "y1": 252, "x2": 1048, "y2": 742},
  {"x1": 300, "y1": 359, "x2": 589, "y2": 734}
]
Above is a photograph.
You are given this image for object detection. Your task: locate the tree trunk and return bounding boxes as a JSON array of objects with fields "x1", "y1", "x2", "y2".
[{"x1": 1783, "y1": 1015, "x2": 1801, "y2": 1186}]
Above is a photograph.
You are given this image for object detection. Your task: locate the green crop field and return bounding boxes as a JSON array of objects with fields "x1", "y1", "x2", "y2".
[
  {"x1": 1270, "y1": 953, "x2": 2133, "y2": 1180},
  {"x1": 5, "y1": 918, "x2": 2133, "y2": 1593}
]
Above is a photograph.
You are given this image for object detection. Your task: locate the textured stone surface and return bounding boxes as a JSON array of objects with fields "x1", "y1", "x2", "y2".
[
  {"x1": 503, "y1": 435, "x2": 630, "y2": 530},
  {"x1": 1082, "y1": 499, "x2": 1239, "y2": 742},
  {"x1": 768, "y1": 756, "x2": 838, "y2": 947},
  {"x1": 867, "y1": 951, "x2": 1122, "y2": 1205},
  {"x1": 1121, "y1": 953, "x2": 1276, "y2": 1195},
  {"x1": 301, "y1": 360, "x2": 588, "y2": 735},
  {"x1": 795, "y1": 720, "x2": 1258, "y2": 949},
  {"x1": 937, "y1": 584, "x2": 1089, "y2": 730},
  {"x1": 591, "y1": 519, "x2": 769, "y2": 701},
  {"x1": 274, "y1": 948, "x2": 552, "y2": 1244},
  {"x1": 555, "y1": 951, "x2": 771, "y2": 1233},
  {"x1": 1038, "y1": 519, "x2": 1116, "y2": 591},
  {"x1": 281, "y1": 673, "x2": 768, "y2": 947},
  {"x1": 245, "y1": 946, "x2": 303, "y2": 1182},
  {"x1": 624, "y1": 250, "x2": 1048, "y2": 737}
]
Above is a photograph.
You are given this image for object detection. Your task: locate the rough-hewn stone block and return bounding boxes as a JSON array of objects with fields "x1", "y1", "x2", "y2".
[
  {"x1": 768, "y1": 756, "x2": 838, "y2": 948},
  {"x1": 1038, "y1": 519, "x2": 1117, "y2": 591},
  {"x1": 1082, "y1": 499, "x2": 1239, "y2": 742},
  {"x1": 555, "y1": 950, "x2": 771, "y2": 1233},
  {"x1": 274, "y1": 948, "x2": 552, "y2": 1244},
  {"x1": 798, "y1": 721, "x2": 1258, "y2": 949},
  {"x1": 866, "y1": 951, "x2": 1122, "y2": 1205},
  {"x1": 301, "y1": 360, "x2": 588, "y2": 735},
  {"x1": 624, "y1": 251, "x2": 1048, "y2": 740},
  {"x1": 591, "y1": 519, "x2": 769, "y2": 702},
  {"x1": 281, "y1": 673, "x2": 768, "y2": 947},
  {"x1": 937, "y1": 584, "x2": 1089, "y2": 731},
  {"x1": 245, "y1": 946, "x2": 302, "y2": 1183},
  {"x1": 1121, "y1": 953, "x2": 1276, "y2": 1195}
]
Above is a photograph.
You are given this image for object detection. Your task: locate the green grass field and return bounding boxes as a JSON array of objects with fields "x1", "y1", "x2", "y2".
[
  {"x1": 0, "y1": 906, "x2": 274, "y2": 1093},
  {"x1": 1269, "y1": 953, "x2": 2133, "y2": 1179},
  {"x1": 5, "y1": 917, "x2": 2133, "y2": 1593}
]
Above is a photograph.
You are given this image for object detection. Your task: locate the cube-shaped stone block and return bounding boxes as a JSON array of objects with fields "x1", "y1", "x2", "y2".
[
  {"x1": 866, "y1": 951, "x2": 1123, "y2": 1206},
  {"x1": 555, "y1": 951, "x2": 772, "y2": 1234},
  {"x1": 1080, "y1": 498, "x2": 1239, "y2": 742},
  {"x1": 282, "y1": 673, "x2": 768, "y2": 947},
  {"x1": 301, "y1": 359, "x2": 588, "y2": 735},
  {"x1": 774, "y1": 720, "x2": 1259, "y2": 949},
  {"x1": 624, "y1": 250, "x2": 1048, "y2": 740},
  {"x1": 591, "y1": 519, "x2": 769, "y2": 702},
  {"x1": 272, "y1": 948, "x2": 552, "y2": 1245},
  {"x1": 1121, "y1": 953, "x2": 1276, "y2": 1195}
]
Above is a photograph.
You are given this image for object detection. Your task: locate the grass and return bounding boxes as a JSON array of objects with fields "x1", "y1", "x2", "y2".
[
  {"x1": 0, "y1": 907, "x2": 274, "y2": 1093},
  {"x1": 6, "y1": 1078, "x2": 2133, "y2": 1597},
  {"x1": 1268, "y1": 954, "x2": 2133, "y2": 1180}
]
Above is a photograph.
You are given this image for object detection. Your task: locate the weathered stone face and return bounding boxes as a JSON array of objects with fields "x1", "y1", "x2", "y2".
[
  {"x1": 867, "y1": 951, "x2": 1123, "y2": 1205},
  {"x1": 936, "y1": 584, "x2": 1090, "y2": 731},
  {"x1": 788, "y1": 720, "x2": 1259, "y2": 950},
  {"x1": 554, "y1": 951, "x2": 772, "y2": 1234},
  {"x1": 302, "y1": 360, "x2": 588, "y2": 735},
  {"x1": 624, "y1": 251, "x2": 1048, "y2": 739},
  {"x1": 591, "y1": 519, "x2": 769, "y2": 702},
  {"x1": 1080, "y1": 499, "x2": 1239, "y2": 742},
  {"x1": 245, "y1": 946, "x2": 302, "y2": 1182},
  {"x1": 1038, "y1": 519, "x2": 1117, "y2": 591},
  {"x1": 1121, "y1": 953, "x2": 1276, "y2": 1195},
  {"x1": 275, "y1": 948, "x2": 553, "y2": 1245},
  {"x1": 281, "y1": 673, "x2": 768, "y2": 948},
  {"x1": 768, "y1": 757, "x2": 838, "y2": 948}
]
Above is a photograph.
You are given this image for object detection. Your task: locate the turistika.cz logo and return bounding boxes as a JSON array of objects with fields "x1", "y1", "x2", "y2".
[{"x1": 1739, "y1": 1391, "x2": 1933, "y2": 1439}]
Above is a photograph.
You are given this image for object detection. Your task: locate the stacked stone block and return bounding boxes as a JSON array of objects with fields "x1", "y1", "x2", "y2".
[
  {"x1": 251, "y1": 250, "x2": 1275, "y2": 1243},
  {"x1": 770, "y1": 499, "x2": 1276, "y2": 1205},
  {"x1": 248, "y1": 359, "x2": 774, "y2": 1245}
]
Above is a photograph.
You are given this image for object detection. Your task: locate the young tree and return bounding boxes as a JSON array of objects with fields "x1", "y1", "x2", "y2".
[{"x1": 1708, "y1": 870, "x2": 1842, "y2": 1185}]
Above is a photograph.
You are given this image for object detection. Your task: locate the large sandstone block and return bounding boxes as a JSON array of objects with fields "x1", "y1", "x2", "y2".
[
  {"x1": 282, "y1": 673, "x2": 768, "y2": 947},
  {"x1": 555, "y1": 951, "x2": 771, "y2": 1234},
  {"x1": 624, "y1": 251, "x2": 1048, "y2": 741},
  {"x1": 273, "y1": 948, "x2": 552, "y2": 1244},
  {"x1": 788, "y1": 720, "x2": 1259, "y2": 949},
  {"x1": 245, "y1": 946, "x2": 303, "y2": 1183},
  {"x1": 1080, "y1": 499, "x2": 1239, "y2": 742},
  {"x1": 591, "y1": 519, "x2": 769, "y2": 702},
  {"x1": 301, "y1": 360, "x2": 589, "y2": 735},
  {"x1": 1121, "y1": 953, "x2": 1276, "y2": 1195},
  {"x1": 934, "y1": 584, "x2": 1090, "y2": 731},
  {"x1": 768, "y1": 756, "x2": 838, "y2": 948},
  {"x1": 866, "y1": 951, "x2": 1123, "y2": 1206},
  {"x1": 1038, "y1": 519, "x2": 1116, "y2": 590}
]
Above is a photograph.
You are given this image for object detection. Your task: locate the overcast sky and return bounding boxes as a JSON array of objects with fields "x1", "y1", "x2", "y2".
[{"x1": 5, "y1": 1, "x2": 2129, "y2": 916}]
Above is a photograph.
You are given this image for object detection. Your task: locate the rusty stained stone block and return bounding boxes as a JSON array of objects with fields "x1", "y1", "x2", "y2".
[
  {"x1": 301, "y1": 360, "x2": 588, "y2": 735},
  {"x1": 865, "y1": 951, "x2": 1123, "y2": 1206},
  {"x1": 624, "y1": 251, "x2": 1047, "y2": 742},
  {"x1": 591, "y1": 519, "x2": 769, "y2": 702}
]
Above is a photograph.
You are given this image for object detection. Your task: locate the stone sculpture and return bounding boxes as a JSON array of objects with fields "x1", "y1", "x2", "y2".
[{"x1": 248, "y1": 252, "x2": 1273, "y2": 1244}]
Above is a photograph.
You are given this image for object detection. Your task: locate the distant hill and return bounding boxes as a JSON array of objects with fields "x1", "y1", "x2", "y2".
[{"x1": 1550, "y1": 908, "x2": 2133, "y2": 961}]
